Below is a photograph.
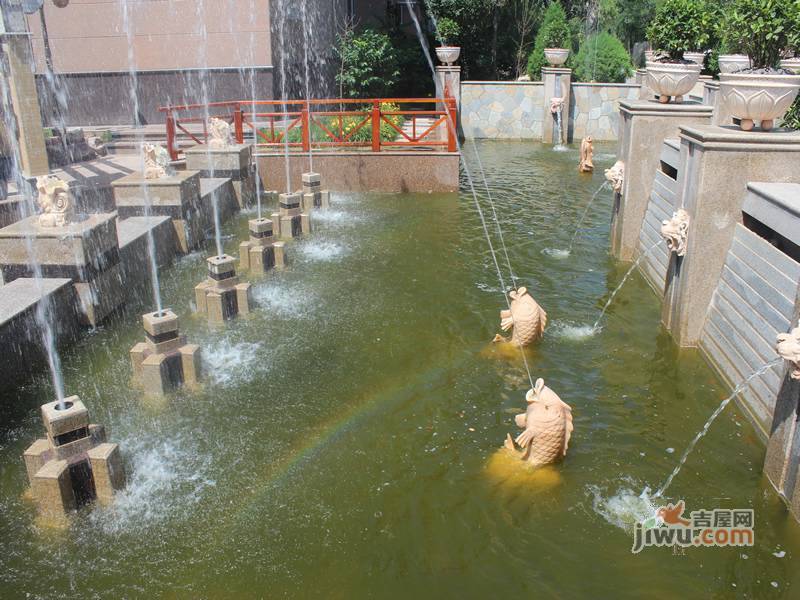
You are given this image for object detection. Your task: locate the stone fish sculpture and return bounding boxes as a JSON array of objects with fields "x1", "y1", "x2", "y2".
[
  {"x1": 208, "y1": 117, "x2": 233, "y2": 149},
  {"x1": 578, "y1": 136, "x2": 594, "y2": 173},
  {"x1": 143, "y1": 143, "x2": 174, "y2": 179},
  {"x1": 504, "y1": 378, "x2": 573, "y2": 467},
  {"x1": 604, "y1": 160, "x2": 624, "y2": 193},
  {"x1": 36, "y1": 175, "x2": 72, "y2": 228},
  {"x1": 493, "y1": 286, "x2": 547, "y2": 346},
  {"x1": 777, "y1": 323, "x2": 800, "y2": 380},
  {"x1": 660, "y1": 209, "x2": 690, "y2": 256}
]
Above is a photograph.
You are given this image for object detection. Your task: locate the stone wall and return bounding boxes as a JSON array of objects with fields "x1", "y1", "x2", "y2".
[
  {"x1": 461, "y1": 82, "x2": 545, "y2": 139},
  {"x1": 569, "y1": 83, "x2": 641, "y2": 140},
  {"x1": 461, "y1": 81, "x2": 640, "y2": 141}
]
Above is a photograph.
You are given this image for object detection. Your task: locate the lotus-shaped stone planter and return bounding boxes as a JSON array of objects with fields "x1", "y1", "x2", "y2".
[
  {"x1": 719, "y1": 72, "x2": 800, "y2": 131},
  {"x1": 683, "y1": 52, "x2": 706, "y2": 66},
  {"x1": 719, "y1": 54, "x2": 751, "y2": 74},
  {"x1": 544, "y1": 48, "x2": 570, "y2": 67},
  {"x1": 781, "y1": 57, "x2": 800, "y2": 75},
  {"x1": 645, "y1": 61, "x2": 703, "y2": 103},
  {"x1": 435, "y1": 46, "x2": 461, "y2": 66}
]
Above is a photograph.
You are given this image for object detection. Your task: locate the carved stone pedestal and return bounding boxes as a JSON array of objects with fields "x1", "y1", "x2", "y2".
[
  {"x1": 184, "y1": 144, "x2": 257, "y2": 209},
  {"x1": 0, "y1": 213, "x2": 124, "y2": 326},
  {"x1": 194, "y1": 254, "x2": 252, "y2": 323},
  {"x1": 23, "y1": 397, "x2": 125, "y2": 521},
  {"x1": 112, "y1": 171, "x2": 203, "y2": 254},
  {"x1": 541, "y1": 67, "x2": 571, "y2": 144},
  {"x1": 272, "y1": 192, "x2": 310, "y2": 240},
  {"x1": 130, "y1": 309, "x2": 202, "y2": 395},
  {"x1": 239, "y1": 217, "x2": 286, "y2": 274},
  {"x1": 612, "y1": 100, "x2": 713, "y2": 261},
  {"x1": 300, "y1": 172, "x2": 330, "y2": 211},
  {"x1": 662, "y1": 126, "x2": 800, "y2": 347}
]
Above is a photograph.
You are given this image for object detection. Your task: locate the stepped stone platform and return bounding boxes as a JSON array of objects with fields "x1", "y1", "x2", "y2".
[
  {"x1": 0, "y1": 214, "x2": 124, "y2": 326},
  {"x1": 0, "y1": 278, "x2": 80, "y2": 388},
  {"x1": 117, "y1": 216, "x2": 177, "y2": 293}
]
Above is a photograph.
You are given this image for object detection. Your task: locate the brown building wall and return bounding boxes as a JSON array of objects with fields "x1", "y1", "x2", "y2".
[
  {"x1": 25, "y1": 0, "x2": 274, "y2": 126},
  {"x1": 26, "y1": 0, "x2": 272, "y2": 73}
]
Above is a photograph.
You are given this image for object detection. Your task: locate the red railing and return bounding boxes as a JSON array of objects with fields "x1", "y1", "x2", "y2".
[{"x1": 159, "y1": 98, "x2": 458, "y2": 161}]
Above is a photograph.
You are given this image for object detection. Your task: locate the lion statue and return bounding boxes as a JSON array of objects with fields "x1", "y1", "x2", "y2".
[
  {"x1": 777, "y1": 324, "x2": 800, "y2": 380},
  {"x1": 208, "y1": 117, "x2": 233, "y2": 150},
  {"x1": 660, "y1": 209, "x2": 690, "y2": 256},
  {"x1": 35, "y1": 175, "x2": 72, "y2": 228},
  {"x1": 604, "y1": 160, "x2": 624, "y2": 194},
  {"x1": 143, "y1": 143, "x2": 174, "y2": 179}
]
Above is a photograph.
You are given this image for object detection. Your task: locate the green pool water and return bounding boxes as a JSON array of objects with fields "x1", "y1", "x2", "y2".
[{"x1": 1, "y1": 140, "x2": 798, "y2": 599}]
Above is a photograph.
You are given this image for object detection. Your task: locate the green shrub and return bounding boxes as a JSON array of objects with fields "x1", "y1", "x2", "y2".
[
  {"x1": 335, "y1": 28, "x2": 400, "y2": 98},
  {"x1": 573, "y1": 33, "x2": 634, "y2": 83},
  {"x1": 277, "y1": 103, "x2": 405, "y2": 146},
  {"x1": 435, "y1": 17, "x2": 461, "y2": 46},
  {"x1": 527, "y1": 2, "x2": 571, "y2": 79},
  {"x1": 647, "y1": 0, "x2": 713, "y2": 60},
  {"x1": 725, "y1": 0, "x2": 797, "y2": 68},
  {"x1": 784, "y1": 96, "x2": 800, "y2": 130}
]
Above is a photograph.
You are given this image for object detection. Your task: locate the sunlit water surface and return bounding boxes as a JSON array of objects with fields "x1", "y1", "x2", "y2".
[{"x1": 1, "y1": 141, "x2": 798, "y2": 598}]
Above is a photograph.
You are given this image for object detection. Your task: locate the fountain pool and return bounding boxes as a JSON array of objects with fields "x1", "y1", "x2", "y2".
[{"x1": 1, "y1": 141, "x2": 798, "y2": 598}]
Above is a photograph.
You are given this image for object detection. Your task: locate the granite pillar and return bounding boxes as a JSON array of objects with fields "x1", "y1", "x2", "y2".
[
  {"x1": 612, "y1": 100, "x2": 713, "y2": 261},
  {"x1": 662, "y1": 126, "x2": 800, "y2": 347}
]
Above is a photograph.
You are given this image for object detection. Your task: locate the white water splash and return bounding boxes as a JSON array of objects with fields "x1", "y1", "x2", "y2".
[
  {"x1": 252, "y1": 281, "x2": 317, "y2": 318},
  {"x1": 89, "y1": 432, "x2": 215, "y2": 534},
  {"x1": 653, "y1": 358, "x2": 782, "y2": 498},
  {"x1": 298, "y1": 240, "x2": 347, "y2": 261},
  {"x1": 542, "y1": 248, "x2": 571, "y2": 259},
  {"x1": 312, "y1": 209, "x2": 358, "y2": 226},
  {"x1": 589, "y1": 483, "x2": 658, "y2": 532},
  {"x1": 551, "y1": 321, "x2": 598, "y2": 341},
  {"x1": 203, "y1": 339, "x2": 263, "y2": 386}
]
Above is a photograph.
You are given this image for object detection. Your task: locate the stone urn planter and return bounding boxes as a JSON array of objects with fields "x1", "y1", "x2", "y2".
[
  {"x1": 435, "y1": 46, "x2": 461, "y2": 66},
  {"x1": 718, "y1": 54, "x2": 752, "y2": 74},
  {"x1": 544, "y1": 48, "x2": 570, "y2": 67},
  {"x1": 645, "y1": 61, "x2": 703, "y2": 103},
  {"x1": 781, "y1": 57, "x2": 800, "y2": 74},
  {"x1": 719, "y1": 72, "x2": 800, "y2": 130},
  {"x1": 683, "y1": 52, "x2": 706, "y2": 65}
]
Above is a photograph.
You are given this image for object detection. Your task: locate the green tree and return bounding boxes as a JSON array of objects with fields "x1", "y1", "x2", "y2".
[
  {"x1": 647, "y1": 0, "x2": 714, "y2": 60},
  {"x1": 335, "y1": 28, "x2": 401, "y2": 98},
  {"x1": 526, "y1": 2, "x2": 571, "y2": 79},
  {"x1": 573, "y1": 32, "x2": 633, "y2": 82},
  {"x1": 725, "y1": 0, "x2": 799, "y2": 68}
]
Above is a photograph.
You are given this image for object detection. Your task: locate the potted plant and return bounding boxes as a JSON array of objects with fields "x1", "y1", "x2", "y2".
[
  {"x1": 645, "y1": 0, "x2": 711, "y2": 103},
  {"x1": 716, "y1": 25, "x2": 752, "y2": 73},
  {"x1": 434, "y1": 17, "x2": 461, "y2": 66},
  {"x1": 540, "y1": 3, "x2": 572, "y2": 67},
  {"x1": 780, "y1": 8, "x2": 800, "y2": 73},
  {"x1": 719, "y1": 0, "x2": 800, "y2": 131}
]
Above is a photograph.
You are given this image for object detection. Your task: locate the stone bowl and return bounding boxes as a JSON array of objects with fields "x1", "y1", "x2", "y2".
[
  {"x1": 645, "y1": 61, "x2": 703, "y2": 103},
  {"x1": 435, "y1": 46, "x2": 461, "y2": 66},
  {"x1": 683, "y1": 52, "x2": 706, "y2": 66},
  {"x1": 780, "y1": 57, "x2": 800, "y2": 75},
  {"x1": 719, "y1": 72, "x2": 800, "y2": 131},
  {"x1": 718, "y1": 54, "x2": 752, "y2": 74},
  {"x1": 544, "y1": 48, "x2": 570, "y2": 67}
]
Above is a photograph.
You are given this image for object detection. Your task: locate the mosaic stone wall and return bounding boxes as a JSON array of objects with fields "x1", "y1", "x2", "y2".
[
  {"x1": 461, "y1": 82, "x2": 545, "y2": 139},
  {"x1": 461, "y1": 81, "x2": 640, "y2": 141},
  {"x1": 569, "y1": 83, "x2": 641, "y2": 140}
]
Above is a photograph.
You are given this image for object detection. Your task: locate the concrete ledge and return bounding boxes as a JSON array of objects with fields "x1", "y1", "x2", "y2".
[
  {"x1": 256, "y1": 152, "x2": 460, "y2": 193},
  {"x1": 619, "y1": 99, "x2": 713, "y2": 118},
  {"x1": 679, "y1": 125, "x2": 800, "y2": 151},
  {"x1": 0, "y1": 277, "x2": 81, "y2": 387},
  {"x1": 743, "y1": 182, "x2": 800, "y2": 244}
]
